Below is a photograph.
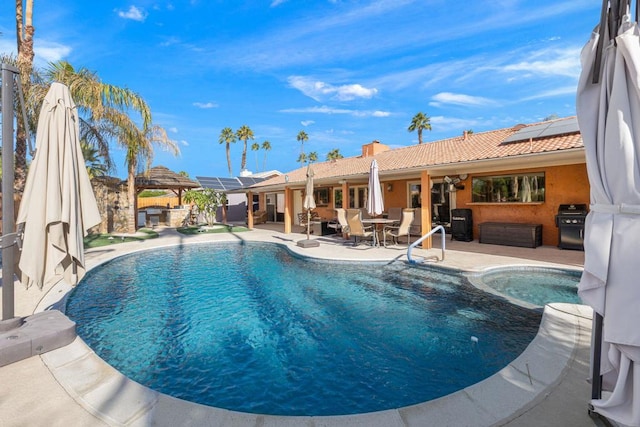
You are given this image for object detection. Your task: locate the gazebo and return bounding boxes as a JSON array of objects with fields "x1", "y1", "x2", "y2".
[
  {"x1": 135, "y1": 166, "x2": 200, "y2": 206},
  {"x1": 135, "y1": 166, "x2": 200, "y2": 228}
]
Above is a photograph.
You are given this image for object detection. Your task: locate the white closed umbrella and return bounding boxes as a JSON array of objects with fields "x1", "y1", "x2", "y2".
[
  {"x1": 366, "y1": 159, "x2": 384, "y2": 216},
  {"x1": 303, "y1": 164, "x2": 316, "y2": 240},
  {"x1": 16, "y1": 82, "x2": 101, "y2": 289},
  {"x1": 576, "y1": 4, "x2": 640, "y2": 426}
]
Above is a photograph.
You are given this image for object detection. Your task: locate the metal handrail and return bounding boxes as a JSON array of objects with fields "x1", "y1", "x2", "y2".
[{"x1": 407, "y1": 225, "x2": 445, "y2": 263}]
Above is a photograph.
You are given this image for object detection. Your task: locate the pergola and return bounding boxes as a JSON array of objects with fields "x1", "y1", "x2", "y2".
[{"x1": 135, "y1": 165, "x2": 200, "y2": 206}]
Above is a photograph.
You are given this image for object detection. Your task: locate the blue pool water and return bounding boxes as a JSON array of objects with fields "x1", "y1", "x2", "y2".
[
  {"x1": 66, "y1": 242, "x2": 541, "y2": 416},
  {"x1": 479, "y1": 268, "x2": 581, "y2": 307}
]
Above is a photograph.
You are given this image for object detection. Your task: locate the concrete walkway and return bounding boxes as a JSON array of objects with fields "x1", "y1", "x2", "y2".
[{"x1": 0, "y1": 226, "x2": 610, "y2": 426}]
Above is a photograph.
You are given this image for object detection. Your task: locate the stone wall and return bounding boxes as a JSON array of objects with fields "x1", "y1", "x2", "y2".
[{"x1": 91, "y1": 177, "x2": 129, "y2": 234}]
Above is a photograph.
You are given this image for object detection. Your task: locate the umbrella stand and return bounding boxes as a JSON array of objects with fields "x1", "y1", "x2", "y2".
[
  {"x1": 0, "y1": 70, "x2": 77, "y2": 367},
  {"x1": 1, "y1": 64, "x2": 20, "y2": 324}
]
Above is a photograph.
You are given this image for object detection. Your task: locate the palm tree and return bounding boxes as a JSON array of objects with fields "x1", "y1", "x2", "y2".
[
  {"x1": 80, "y1": 141, "x2": 108, "y2": 179},
  {"x1": 251, "y1": 142, "x2": 260, "y2": 171},
  {"x1": 119, "y1": 123, "x2": 179, "y2": 233},
  {"x1": 308, "y1": 152, "x2": 318, "y2": 163},
  {"x1": 326, "y1": 148, "x2": 343, "y2": 161},
  {"x1": 297, "y1": 152, "x2": 307, "y2": 164},
  {"x1": 30, "y1": 61, "x2": 153, "y2": 173},
  {"x1": 261, "y1": 140, "x2": 271, "y2": 171},
  {"x1": 14, "y1": 0, "x2": 35, "y2": 191},
  {"x1": 219, "y1": 127, "x2": 236, "y2": 177},
  {"x1": 29, "y1": 60, "x2": 164, "y2": 233},
  {"x1": 236, "y1": 125, "x2": 254, "y2": 172},
  {"x1": 297, "y1": 130, "x2": 309, "y2": 160},
  {"x1": 408, "y1": 112, "x2": 432, "y2": 144}
]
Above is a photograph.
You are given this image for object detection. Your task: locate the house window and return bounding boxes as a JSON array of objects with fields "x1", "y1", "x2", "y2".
[
  {"x1": 472, "y1": 173, "x2": 545, "y2": 203},
  {"x1": 314, "y1": 187, "x2": 330, "y2": 206},
  {"x1": 334, "y1": 188, "x2": 343, "y2": 208},
  {"x1": 349, "y1": 186, "x2": 367, "y2": 208},
  {"x1": 408, "y1": 182, "x2": 421, "y2": 208}
]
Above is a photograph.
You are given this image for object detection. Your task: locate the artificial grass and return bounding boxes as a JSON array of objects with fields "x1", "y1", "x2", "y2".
[
  {"x1": 83, "y1": 228, "x2": 159, "y2": 248},
  {"x1": 176, "y1": 223, "x2": 250, "y2": 235}
]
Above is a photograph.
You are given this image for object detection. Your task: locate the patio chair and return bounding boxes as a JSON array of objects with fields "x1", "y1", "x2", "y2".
[
  {"x1": 387, "y1": 207, "x2": 402, "y2": 224},
  {"x1": 327, "y1": 208, "x2": 350, "y2": 236},
  {"x1": 346, "y1": 208, "x2": 374, "y2": 245},
  {"x1": 383, "y1": 208, "x2": 414, "y2": 247},
  {"x1": 410, "y1": 211, "x2": 422, "y2": 236}
]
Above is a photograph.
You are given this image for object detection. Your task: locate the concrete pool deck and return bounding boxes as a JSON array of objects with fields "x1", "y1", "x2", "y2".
[{"x1": 0, "y1": 226, "x2": 610, "y2": 426}]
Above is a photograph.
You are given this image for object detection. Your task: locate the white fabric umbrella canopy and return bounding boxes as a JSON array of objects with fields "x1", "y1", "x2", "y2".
[
  {"x1": 366, "y1": 159, "x2": 384, "y2": 216},
  {"x1": 303, "y1": 165, "x2": 316, "y2": 239},
  {"x1": 16, "y1": 82, "x2": 101, "y2": 289},
  {"x1": 576, "y1": 9, "x2": 640, "y2": 427}
]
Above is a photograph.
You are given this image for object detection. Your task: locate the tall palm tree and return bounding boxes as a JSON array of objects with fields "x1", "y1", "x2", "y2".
[
  {"x1": 236, "y1": 125, "x2": 254, "y2": 172},
  {"x1": 118, "y1": 122, "x2": 179, "y2": 233},
  {"x1": 326, "y1": 148, "x2": 343, "y2": 161},
  {"x1": 308, "y1": 151, "x2": 318, "y2": 163},
  {"x1": 261, "y1": 140, "x2": 271, "y2": 171},
  {"x1": 408, "y1": 112, "x2": 432, "y2": 144},
  {"x1": 297, "y1": 152, "x2": 307, "y2": 164},
  {"x1": 219, "y1": 127, "x2": 236, "y2": 177},
  {"x1": 297, "y1": 130, "x2": 309, "y2": 160},
  {"x1": 30, "y1": 61, "x2": 153, "y2": 173},
  {"x1": 251, "y1": 142, "x2": 260, "y2": 171},
  {"x1": 14, "y1": 0, "x2": 35, "y2": 192}
]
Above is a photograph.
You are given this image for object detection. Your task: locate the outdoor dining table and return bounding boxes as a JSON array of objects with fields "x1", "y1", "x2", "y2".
[{"x1": 362, "y1": 218, "x2": 398, "y2": 247}]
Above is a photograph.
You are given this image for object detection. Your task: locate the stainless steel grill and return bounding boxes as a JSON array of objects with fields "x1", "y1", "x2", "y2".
[{"x1": 555, "y1": 204, "x2": 588, "y2": 250}]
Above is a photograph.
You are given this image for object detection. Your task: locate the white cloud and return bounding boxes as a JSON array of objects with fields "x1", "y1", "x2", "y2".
[
  {"x1": 500, "y1": 47, "x2": 581, "y2": 79},
  {"x1": 301, "y1": 120, "x2": 315, "y2": 126},
  {"x1": 519, "y1": 85, "x2": 578, "y2": 101},
  {"x1": 168, "y1": 127, "x2": 178, "y2": 133},
  {"x1": 430, "y1": 92, "x2": 497, "y2": 108},
  {"x1": 179, "y1": 140, "x2": 189, "y2": 146},
  {"x1": 372, "y1": 110, "x2": 391, "y2": 117},
  {"x1": 117, "y1": 6, "x2": 147, "y2": 22},
  {"x1": 287, "y1": 76, "x2": 378, "y2": 102},
  {"x1": 193, "y1": 102, "x2": 218, "y2": 109},
  {"x1": 270, "y1": 0, "x2": 288, "y2": 7}
]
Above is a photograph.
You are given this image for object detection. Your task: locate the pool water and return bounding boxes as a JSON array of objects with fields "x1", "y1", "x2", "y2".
[
  {"x1": 66, "y1": 242, "x2": 541, "y2": 416},
  {"x1": 479, "y1": 269, "x2": 581, "y2": 307}
]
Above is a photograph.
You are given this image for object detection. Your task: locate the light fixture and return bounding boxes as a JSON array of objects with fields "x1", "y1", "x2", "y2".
[
  {"x1": 443, "y1": 176, "x2": 452, "y2": 184},
  {"x1": 459, "y1": 173, "x2": 468, "y2": 180},
  {"x1": 387, "y1": 183, "x2": 393, "y2": 192}
]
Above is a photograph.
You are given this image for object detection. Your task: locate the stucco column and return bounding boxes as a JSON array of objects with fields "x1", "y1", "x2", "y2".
[
  {"x1": 342, "y1": 181, "x2": 349, "y2": 209},
  {"x1": 420, "y1": 171, "x2": 432, "y2": 249},
  {"x1": 247, "y1": 191, "x2": 254, "y2": 229},
  {"x1": 284, "y1": 186, "x2": 292, "y2": 234}
]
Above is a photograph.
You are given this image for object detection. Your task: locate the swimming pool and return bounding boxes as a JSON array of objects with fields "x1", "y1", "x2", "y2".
[{"x1": 66, "y1": 242, "x2": 541, "y2": 416}]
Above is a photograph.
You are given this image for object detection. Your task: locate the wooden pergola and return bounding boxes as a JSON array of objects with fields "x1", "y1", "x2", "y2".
[{"x1": 135, "y1": 165, "x2": 200, "y2": 206}]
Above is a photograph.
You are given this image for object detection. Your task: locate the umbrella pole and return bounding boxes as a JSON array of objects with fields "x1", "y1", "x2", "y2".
[
  {"x1": 1, "y1": 64, "x2": 18, "y2": 321},
  {"x1": 306, "y1": 209, "x2": 311, "y2": 240},
  {"x1": 590, "y1": 312, "x2": 604, "y2": 401}
]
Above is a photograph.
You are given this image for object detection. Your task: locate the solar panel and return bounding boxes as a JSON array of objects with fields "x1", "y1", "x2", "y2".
[
  {"x1": 502, "y1": 117, "x2": 579, "y2": 144},
  {"x1": 196, "y1": 176, "x2": 266, "y2": 191}
]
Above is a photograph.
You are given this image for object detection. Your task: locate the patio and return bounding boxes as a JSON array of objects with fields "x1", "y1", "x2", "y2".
[{"x1": 0, "y1": 226, "x2": 607, "y2": 426}]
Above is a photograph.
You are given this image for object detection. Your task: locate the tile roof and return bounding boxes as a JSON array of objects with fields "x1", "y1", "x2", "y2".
[{"x1": 251, "y1": 116, "x2": 584, "y2": 189}]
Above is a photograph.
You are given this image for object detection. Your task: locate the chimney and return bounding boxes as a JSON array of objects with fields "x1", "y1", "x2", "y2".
[
  {"x1": 463, "y1": 130, "x2": 468, "y2": 140},
  {"x1": 361, "y1": 140, "x2": 390, "y2": 157}
]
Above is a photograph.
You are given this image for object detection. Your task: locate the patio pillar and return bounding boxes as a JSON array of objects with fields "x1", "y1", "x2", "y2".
[
  {"x1": 420, "y1": 171, "x2": 433, "y2": 249},
  {"x1": 247, "y1": 190, "x2": 254, "y2": 229},
  {"x1": 284, "y1": 186, "x2": 292, "y2": 234},
  {"x1": 342, "y1": 180, "x2": 350, "y2": 238}
]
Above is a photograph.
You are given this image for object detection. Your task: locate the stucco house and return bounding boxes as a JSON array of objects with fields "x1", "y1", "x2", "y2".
[{"x1": 244, "y1": 116, "x2": 588, "y2": 249}]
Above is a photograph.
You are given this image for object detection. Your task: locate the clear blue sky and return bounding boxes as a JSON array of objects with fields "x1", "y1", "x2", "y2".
[{"x1": 1, "y1": 1, "x2": 600, "y2": 179}]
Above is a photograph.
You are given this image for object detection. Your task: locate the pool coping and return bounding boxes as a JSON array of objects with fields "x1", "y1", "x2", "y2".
[{"x1": 35, "y1": 234, "x2": 592, "y2": 427}]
